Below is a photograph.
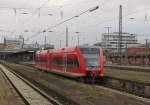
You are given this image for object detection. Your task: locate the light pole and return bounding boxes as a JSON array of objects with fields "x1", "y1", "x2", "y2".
[
  {"x1": 125, "y1": 42, "x2": 128, "y2": 64},
  {"x1": 127, "y1": 17, "x2": 135, "y2": 65},
  {"x1": 104, "y1": 27, "x2": 112, "y2": 63},
  {"x1": 77, "y1": 35, "x2": 80, "y2": 46},
  {"x1": 44, "y1": 35, "x2": 46, "y2": 49},
  {"x1": 42, "y1": 30, "x2": 47, "y2": 49},
  {"x1": 66, "y1": 27, "x2": 68, "y2": 47},
  {"x1": 64, "y1": 6, "x2": 99, "y2": 48},
  {"x1": 145, "y1": 38, "x2": 148, "y2": 66},
  {"x1": 75, "y1": 32, "x2": 80, "y2": 46},
  {"x1": 43, "y1": 30, "x2": 56, "y2": 49},
  {"x1": 104, "y1": 27, "x2": 112, "y2": 49},
  {"x1": 60, "y1": 40, "x2": 62, "y2": 48}
]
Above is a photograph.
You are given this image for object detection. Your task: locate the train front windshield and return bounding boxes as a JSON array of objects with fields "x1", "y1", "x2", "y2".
[{"x1": 80, "y1": 48, "x2": 100, "y2": 70}]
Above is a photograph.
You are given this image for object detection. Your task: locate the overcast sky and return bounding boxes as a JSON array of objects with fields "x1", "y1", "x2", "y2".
[{"x1": 0, "y1": 0, "x2": 150, "y2": 48}]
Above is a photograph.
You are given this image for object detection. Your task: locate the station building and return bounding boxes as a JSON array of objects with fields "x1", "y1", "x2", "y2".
[
  {"x1": 94, "y1": 32, "x2": 150, "y2": 65},
  {"x1": 0, "y1": 37, "x2": 54, "y2": 63},
  {"x1": 101, "y1": 32, "x2": 138, "y2": 53}
]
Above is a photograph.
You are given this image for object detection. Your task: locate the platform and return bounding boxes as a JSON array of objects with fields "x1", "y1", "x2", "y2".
[
  {"x1": 0, "y1": 68, "x2": 25, "y2": 105},
  {"x1": 0, "y1": 64, "x2": 53, "y2": 105},
  {"x1": 2, "y1": 62, "x2": 150, "y2": 105},
  {"x1": 105, "y1": 64, "x2": 150, "y2": 72},
  {"x1": 105, "y1": 67, "x2": 150, "y2": 84}
]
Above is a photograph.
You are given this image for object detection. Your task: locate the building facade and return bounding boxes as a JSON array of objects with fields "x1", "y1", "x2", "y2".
[
  {"x1": 0, "y1": 43, "x2": 6, "y2": 49},
  {"x1": 4, "y1": 36, "x2": 24, "y2": 49},
  {"x1": 3, "y1": 36, "x2": 54, "y2": 50},
  {"x1": 101, "y1": 32, "x2": 138, "y2": 52},
  {"x1": 23, "y1": 42, "x2": 54, "y2": 49}
]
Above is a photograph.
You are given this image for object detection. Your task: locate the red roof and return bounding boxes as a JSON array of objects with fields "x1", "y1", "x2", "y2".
[
  {"x1": 0, "y1": 43, "x2": 6, "y2": 49},
  {"x1": 127, "y1": 48, "x2": 150, "y2": 54}
]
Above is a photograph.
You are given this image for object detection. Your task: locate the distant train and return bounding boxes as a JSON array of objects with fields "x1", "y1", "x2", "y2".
[{"x1": 35, "y1": 46, "x2": 104, "y2": 79}]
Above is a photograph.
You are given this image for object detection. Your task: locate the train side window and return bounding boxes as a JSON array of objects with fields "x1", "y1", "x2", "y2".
[
  {"x1": 52, "y1": 56, "x2": 63, "y2": 67},
  {"x1": 39, "y1": 59, "x2": 46, "y2": 64},
  {"x1": 66, "y1": 56, "x2": 73, "y2": 68},
  {"x1": 67, "y1": 55, "x2": 80, "y2": 69},
  {"x1": 73, "y1": 56, "x2": 80, "y2": 69}
]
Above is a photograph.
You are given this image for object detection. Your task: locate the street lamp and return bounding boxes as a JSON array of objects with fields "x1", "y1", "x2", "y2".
[
  {"x1": 43, "y1": 30, "x2": 63, "y2": 49},
  {"x1": 104, "y1": 27, "x2": 112, "y2": 63},
  {"x1": 48, "y1": 13, "x2": 53, "y2": 16},
  {"x1": 24, "y1": 30, "x2": 29, "y2": 32},
  {"x1": 60, "y1": 40, "x2": 62, "y2": 48},
  {"x1": 145, "y1": 38, "x2": 148, "y2": 66},
  {"x1": 89, "y1": 6, "x2": 99, "y2": 12},
  {"x1": 24, "y1": 5, "x2": 99, "y2": 44},
  {"x1": 75, "y1": 32, "x2": 80, "y2": 46},
  {"x1": 22, "y1": 12, "x2": 29, "y2": 15},
  {"x1": 42, "y1": 30, "x2": 54, "y2": 49},
  {"x1": 65, "y1": 6, "x2": 99, "y2": 48},
  {"x1": 129, "y1": 17, "x2": 135, "y2": 20},
  {"x1": 74, "y1": 6, "x2": 99, "y2": 18},
  {"x1": 104, "y1": 26, "x2": 112, "y2": 50},
  {"x1": 48, "y1": 30, "x2": 53, "y2": 32},
  {"x1": 43, "y1": 30, "x2": 46, "y2": 33}
]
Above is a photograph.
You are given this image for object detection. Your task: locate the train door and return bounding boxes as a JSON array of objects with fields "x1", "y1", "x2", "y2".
[
  {"x1": 64, "y1": 52, "x2": 67, "y2": 72},
  {"x1": 47, "y1": 52, "x2": 51, "y2": 70},
  {"x1": 65, "y1": 53, "x2": 81, "y2": 73}
]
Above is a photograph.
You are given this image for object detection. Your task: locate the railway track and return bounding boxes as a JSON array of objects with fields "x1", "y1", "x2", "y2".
[
  {"x1": 0, "y1": 64, "x2": 62, "y2": 105},
  {"x1": 0, "y1": 62, "x2": 81, "y2": 105},
  {"x1": 105, "y1": 65, "x2": 150, "y2": 72},
  {"x1": 102, "y1": 76, "x2": 150, "y2": 99},
  {"x1": 21, "y1": 62, "x2": 150, "y2": 99},
  {"x1": 1, "y1": 61, "x2": 150, "y2": 105}
]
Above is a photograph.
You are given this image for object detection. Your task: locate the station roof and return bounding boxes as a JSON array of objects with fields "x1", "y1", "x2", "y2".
[{"x1": 0, "y1": 48, "x2": 38, "y2": 54}]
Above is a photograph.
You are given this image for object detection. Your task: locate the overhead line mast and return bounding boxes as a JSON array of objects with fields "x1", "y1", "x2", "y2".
[{"x1": 118, "y1": 5, "x2": 122, "y2": 65}]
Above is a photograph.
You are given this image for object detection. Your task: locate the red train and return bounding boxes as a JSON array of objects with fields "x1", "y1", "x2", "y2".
[{"x1": 35, "y1": 46, "x2": 104, "y2": 79}]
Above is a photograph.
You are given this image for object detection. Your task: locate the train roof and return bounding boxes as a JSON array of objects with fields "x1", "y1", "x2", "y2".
[
  {"x1": 36, "y1": 46, "x2": 102, "y2": 54},
  {"x1": 77, "y1": 45, "x2": 101, "y2": 49},
  {"x1": 50, "y1": 47, "x2": 76, "y2": 53},
  {"x1": 36, "y1": 49, "x2": 49, "y2": 54}
]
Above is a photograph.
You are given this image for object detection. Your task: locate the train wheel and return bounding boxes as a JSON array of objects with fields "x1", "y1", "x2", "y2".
[
  {"x1": 91, "y1": 75, "x2": 96, "y2": 84},
  {"x1": 77, "y1": 77, "x2": 85, "y2": 82}
]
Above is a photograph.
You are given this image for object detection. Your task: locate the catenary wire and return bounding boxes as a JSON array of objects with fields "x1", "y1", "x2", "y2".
[
  {"x1": 12, "y1": 0, "x2": 51, "y2": 32},
  {"x1": 25, "y1": 0, "x2": 112, "y2": 40}
]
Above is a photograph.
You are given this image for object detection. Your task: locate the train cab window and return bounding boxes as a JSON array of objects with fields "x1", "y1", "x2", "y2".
[
  {"x1": 80, "y1": 47, "x2": 100, "y2": 69},
  {"x1": 66, "y1": 55, "x2": 80, "y2": 69}
]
